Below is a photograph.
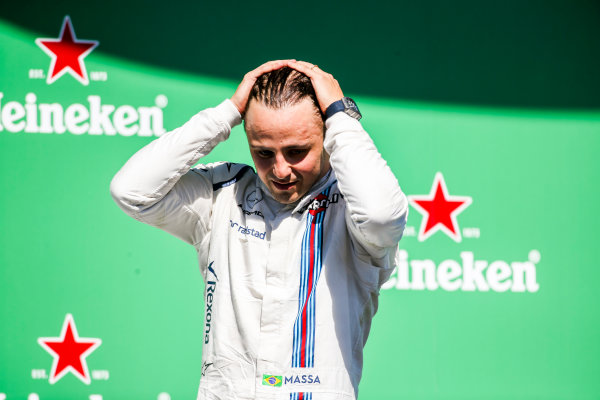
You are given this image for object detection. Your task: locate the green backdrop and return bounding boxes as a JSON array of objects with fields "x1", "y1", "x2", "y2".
[{"x1": 1, "y1": 2, "x2": 599, "y2": 399}]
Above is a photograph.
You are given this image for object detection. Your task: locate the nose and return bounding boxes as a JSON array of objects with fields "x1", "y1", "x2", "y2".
[{"x1": 272, "y1": 153, "x2": 291, "y2": 180}]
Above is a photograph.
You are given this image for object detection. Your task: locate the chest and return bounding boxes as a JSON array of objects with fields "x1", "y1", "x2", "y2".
[{"x1": 205, "y1": 185, "x2": 348, "y2": 297}]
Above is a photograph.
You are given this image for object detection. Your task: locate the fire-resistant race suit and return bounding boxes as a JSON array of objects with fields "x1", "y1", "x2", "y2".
[{"x1": 110, "y1": 99, "x2": 408, "y2": 400}]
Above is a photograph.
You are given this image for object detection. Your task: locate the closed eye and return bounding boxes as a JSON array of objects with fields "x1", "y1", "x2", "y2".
[
  {"x1": 256, "y1": 149, "x2": 274, "y2": 158},
  {"x1": 287, "y1": 148, "x2": 308, "y2": 157}
]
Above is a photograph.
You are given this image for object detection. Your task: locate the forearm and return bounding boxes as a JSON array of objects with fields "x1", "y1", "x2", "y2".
[
  {"x1": 324, "y1": 113, "x2": 407, "y2": 250},
  {"x1": 110, "y1": 99, "x2": 242, "y2": 215}
]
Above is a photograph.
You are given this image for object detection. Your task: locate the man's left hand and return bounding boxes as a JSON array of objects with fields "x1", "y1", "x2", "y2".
[{"x1": 289, "y1": 61, "x2": 344, "y2": 114}]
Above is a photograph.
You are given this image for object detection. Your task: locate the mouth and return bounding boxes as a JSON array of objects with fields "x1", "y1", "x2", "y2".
[{"x1": 272, "y1": 180, "x2": 297, "y2": 191}]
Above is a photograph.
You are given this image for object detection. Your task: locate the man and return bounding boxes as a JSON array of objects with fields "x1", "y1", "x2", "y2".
[{"x1": 111, "y1": 60, "x2": 407, "y2": 400}]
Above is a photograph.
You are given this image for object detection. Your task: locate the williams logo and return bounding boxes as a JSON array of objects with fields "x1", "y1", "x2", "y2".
[
  {"x1": 35, "y1": 16, "x2": 99, "y2": 85},
  {"x1": 262, "y1": 375, "x2": 282, "y2": 387}
]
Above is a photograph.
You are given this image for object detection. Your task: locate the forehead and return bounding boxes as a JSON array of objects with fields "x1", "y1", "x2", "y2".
[{"x1": 244, "y1": 99, "x2": 324, "y2": 148}]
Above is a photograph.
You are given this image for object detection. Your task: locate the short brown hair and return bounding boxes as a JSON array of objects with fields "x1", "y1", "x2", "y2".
[{"x1": 247, "y1": 67, "x2": 323, "y2": 120}]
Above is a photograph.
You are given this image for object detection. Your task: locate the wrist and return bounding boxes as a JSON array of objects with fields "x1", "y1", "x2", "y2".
[
  {"x1": 325, "y1": 97, "x2": 362, "y2": 120},
  {"x1": 229, "y1": 97, "x2": 244, "y2": 115},
  {"x1": 217, "y1": 99, "x2": 243, "y2": 129}
]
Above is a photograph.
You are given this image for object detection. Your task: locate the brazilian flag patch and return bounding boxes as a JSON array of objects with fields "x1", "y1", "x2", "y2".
[{"x1": 262, "y1": 374, "x2": 282, "y2": 387}]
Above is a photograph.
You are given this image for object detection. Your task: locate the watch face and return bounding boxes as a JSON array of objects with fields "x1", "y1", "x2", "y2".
[
  {"x1": 342, "y1": 97, "x2": 362, "y2": 120},
  {"x1": 342, "y1": 97, "x2": 356, "y2": 108}
]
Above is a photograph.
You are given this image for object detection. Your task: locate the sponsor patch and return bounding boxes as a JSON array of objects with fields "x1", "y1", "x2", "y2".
[
  {"x1": 262, "y1": 374, "x2": 282, "y2": 387},
  {"x1": 229, "y1": 220, "x2": 266, "y2": 240}
]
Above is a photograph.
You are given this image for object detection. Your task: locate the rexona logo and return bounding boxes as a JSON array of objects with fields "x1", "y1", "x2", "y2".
[
  {"x1": 383, "y1": 172, "x2": 541, "y2": 293},
  {"x1": 0, "y1": 93, "x2": 167, "y2": 137},
  {"x1": 36, "y1": 314, "x2": 103, "y2": 384},
  {"x1": 35, "y1": 16, "x2": 99, "y2": 86},
  {"x1": 204, "y1": 261, "x2": 218, "y2": 344}
]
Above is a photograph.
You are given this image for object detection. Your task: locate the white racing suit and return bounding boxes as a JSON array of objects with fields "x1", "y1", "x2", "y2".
[{"x1": 110, "y1": 99, "x2": 408, "y2": 400}]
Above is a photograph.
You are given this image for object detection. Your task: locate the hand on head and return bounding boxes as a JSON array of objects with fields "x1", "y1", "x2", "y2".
[
  {"x1": 236, "y1": 60, "x2": 337, "y2": 205},
  {"x1": 286, "y1": 61, "x2": 344, "y2": 114},
  {"x1": 230, "y1": 59, "x2": 296, "y2": 115},
  {"x1": 230, "y1": 60, "x2": 344, "y2": 116}
]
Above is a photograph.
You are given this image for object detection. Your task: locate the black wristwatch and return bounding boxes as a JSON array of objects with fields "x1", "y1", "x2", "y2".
[{"x1": 325, "y1": 97, "x2": 362, "y2": 120}]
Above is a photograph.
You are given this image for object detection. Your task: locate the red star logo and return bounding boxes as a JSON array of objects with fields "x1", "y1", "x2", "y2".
[
  {"x1": 35, "y1": 16, "x2": 99, "y2": 85},
  {"x1": 38, "y1": 314, "x2": 101, "y2": 384},
  {"x1": 408, "y1": 172, "x2": 472, "y2": 242}
]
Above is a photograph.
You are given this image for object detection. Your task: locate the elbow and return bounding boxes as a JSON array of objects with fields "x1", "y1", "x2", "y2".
[
  {"x1": 109, "y1": 173, "x2": 121, "y2": 202},
  {"x1": 359, "y1": 192, "x2": 408, "y2": 248},
  {"x1": 109, "y1": 172, "x2": 139, "y2": 215}
]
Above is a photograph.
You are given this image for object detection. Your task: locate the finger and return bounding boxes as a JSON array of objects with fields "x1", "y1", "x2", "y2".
[
  {"x1": 255, "y1": 59, "x2": 292, "y2": 72},
  {"x1": 239, "y1": 60, "x2": 293, "y2": 93},
  {"x1": 291, "y1": 60, "x2": 325, "y2": 74},
  {"x1": 292, "y1": 60, "x2": 316, "y2": 69},
  {"x1": 249, "y1": 59, "x2": 296, "y2": 77},
  {"x1": 232, "y1": 60, "x2": 298, "y2": 114},
  {"x1": 242, "y1": 60, "x2": 296, "y2": 89},
  {"x1": 287, "y1": 61, "x2": 312, "y2": 76},
  {"x1": 288, "y1": 62, "x2": 326, "y2": 80}
]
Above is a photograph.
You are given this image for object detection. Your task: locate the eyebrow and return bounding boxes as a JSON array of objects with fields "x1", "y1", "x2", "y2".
[{"x1": 250, "y1": 144, "x2": 310, "y2": 151}]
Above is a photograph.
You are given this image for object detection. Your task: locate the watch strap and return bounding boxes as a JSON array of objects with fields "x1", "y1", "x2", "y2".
[
  {"x1": 325, "y1": 97, "x2": 362, "y2": 120},
  {"x1": 325, "y1": 99, "x2": 346, "y2": 120}
]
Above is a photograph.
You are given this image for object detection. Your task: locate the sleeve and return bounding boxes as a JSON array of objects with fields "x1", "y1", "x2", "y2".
[
  {"x1": 109, "y1": 99, "x2": 242, "y2": 246},
  {"x1": 323, "y1": 112, "x2": 408, "y2": 261}
]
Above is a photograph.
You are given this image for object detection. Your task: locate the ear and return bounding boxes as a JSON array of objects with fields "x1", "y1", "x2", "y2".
[
  {"x1": 243, "y1": 100, "x2": 256, "y2": 132},
  {"x1": 243, "y1": 95, "x2": 258, "y2": 119}
]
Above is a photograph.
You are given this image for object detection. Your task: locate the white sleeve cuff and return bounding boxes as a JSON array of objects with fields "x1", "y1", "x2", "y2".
[
  {"x1": 214, "y1": 98, "x2": 243, "y2": 130},
  {"x1": 324, "y1": 112, "x2": 365, "y2": 153}
]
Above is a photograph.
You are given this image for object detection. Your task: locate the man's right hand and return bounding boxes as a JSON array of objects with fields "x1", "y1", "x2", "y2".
[{"x1": 230, "y1": 59, "x2": 296, "y2": 115}]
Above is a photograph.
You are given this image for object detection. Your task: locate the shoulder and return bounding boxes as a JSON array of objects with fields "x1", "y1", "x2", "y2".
[{"x1": 189, "y1": 162, "x2": 256, "y2": 191}]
